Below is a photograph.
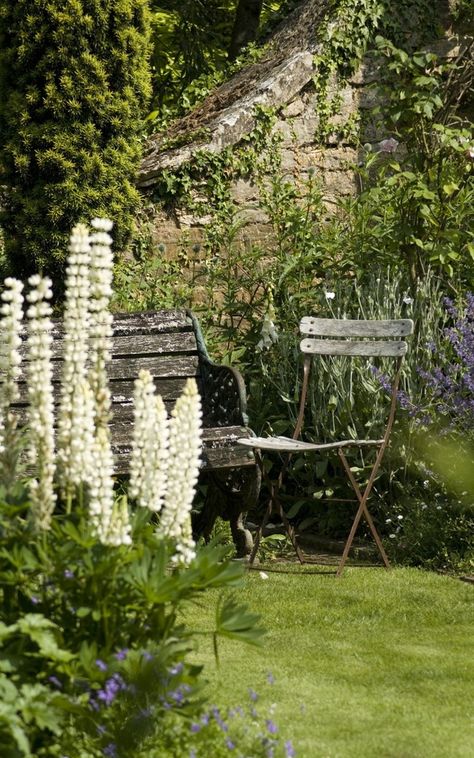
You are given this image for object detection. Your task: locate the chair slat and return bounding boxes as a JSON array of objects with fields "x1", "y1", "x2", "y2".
[
  {"x1": 300, "y1": 338, "x2": 408, "y2": 357},
  {"x1": 300, "y1": 317, "x2": 414, "y2": 338}
]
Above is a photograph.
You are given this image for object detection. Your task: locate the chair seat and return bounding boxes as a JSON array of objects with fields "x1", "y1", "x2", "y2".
[{"x1": 237, "y1": 435, "x2": 384, "y2": 453}]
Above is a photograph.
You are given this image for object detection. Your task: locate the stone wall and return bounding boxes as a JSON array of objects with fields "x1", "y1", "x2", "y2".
[{"x1": 137, "y1": 32, "x2": 468, "y2": 258}]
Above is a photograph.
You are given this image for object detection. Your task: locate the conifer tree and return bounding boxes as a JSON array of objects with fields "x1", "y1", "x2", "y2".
[{"x1": 0, "y1": 0, "x2": 151, "y2": 285}]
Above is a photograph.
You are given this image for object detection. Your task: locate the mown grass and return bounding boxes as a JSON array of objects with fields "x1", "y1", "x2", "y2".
[{"x1": 183, "y1": 566, "x2": 474, "y2": 757}]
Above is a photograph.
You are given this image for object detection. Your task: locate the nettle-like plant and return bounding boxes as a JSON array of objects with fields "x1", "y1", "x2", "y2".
[
  {"x1": 0, "y1": 0, "x2": 151, "y2": 286},
  {"x1": 0, "y1": 221, "x2": 265, "y2": 757}
]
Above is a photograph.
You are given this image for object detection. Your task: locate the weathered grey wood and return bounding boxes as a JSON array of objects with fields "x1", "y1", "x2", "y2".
[
  {"x1": 14, "y1": 355, "x2": 200, "y2": 384},
  {"x1": 300, "y1": 317, "x2": 414, "y2": 338},
  {"x1": 237, "y1": 435, "x2": 384, "y2": 452},
  {"x1": 112, "y1": 426, "x2": 255, "y2": 473},
  {"x1": 12, "y1": 377, "x2": 190, "y2": 404},
  {"x1": 300, "y1": 338, "x2": 408, "y2": 357},
  {"x1": 19, "y1": 331, "x2": 198, "y2": 361}
]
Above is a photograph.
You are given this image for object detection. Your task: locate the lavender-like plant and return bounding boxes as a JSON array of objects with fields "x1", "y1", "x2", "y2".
[{"x1": 418, "y1": 293, "x2": 474, "y2": 438}]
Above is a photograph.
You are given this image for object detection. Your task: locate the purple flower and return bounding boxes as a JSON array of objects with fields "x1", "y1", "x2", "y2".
[
  {"x1": 48, "y1": 675, "x2": 62, "y2": 689},
  {"x1": 285, "y1": 740, "x2": 296, "y2": 757},
  {"x1": 248, "y1": 688, "x2": 258, "y2": 702},
  {"x1": 97, "y1": 674, "x2": 127, "y2": 706},
  {"x1": 225, "y1": 738, "x2": 236, "y2": 750},
  {"x1": 143, "y1": 651, "x2": 154, "y2": 662},
  {"x1": 266, "y1": 719, "x2": 278, "y2": 735},
  {"x1": 30, "y1": 596, "x2": 39, "y2": 605},
  {"x1": 95, "y1": 659, "x2": 108, "y2": 672},
  {"x1": 114, "y1": 648, "x2": 128, "y2": 661},
  {"x1": 190, "y1": 722, "x2": 201, "y2": 733},
  {"x1": 97, "y1": 725, "x2": 106, "y2": 736},
  {"x1": 267, "y1": 671, "x2": 275, "y2": 685},
  {"x1": 63, "y1": 569, "x2": 74, "y2": 579},
  {"x1": 103, "y1": 744, "x2": 117, "y2": 758}
]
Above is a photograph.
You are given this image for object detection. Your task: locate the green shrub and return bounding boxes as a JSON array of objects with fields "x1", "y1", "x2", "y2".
[{"x1": 0, "y1": 0, "x2": 151, "y2": 286}]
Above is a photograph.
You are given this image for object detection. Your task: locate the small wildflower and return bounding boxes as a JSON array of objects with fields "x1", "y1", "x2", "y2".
[
  {"x1": 169, "y1": 662, "x2": 184, "y2": 676},
  {"x1": 225, "y1": 738, "x2": 236, "y2": 750},
  {"x1": 95, "y1": 659, "x2": 108, "y2": 672},
  {"x1": 248, "y1": 688, "x2": 258, "y2": 702},
  {"x1": 190, "y1": 722, "x2": 201, "y2": 733},
  {"x1": 64, "y1": 569, "x2": 74, "y2": 579},
  {"x1": 324, "y1": 291, "x2": 335, "y2": 300},
  {"x1": 114, "y1": 648, "x2": 129, "y2": 661},
  {"x1": 389, "y1": 533, "x2": 396, "y2": 539},
  {"x1": 48, "y1": 675, "x2": 62, "y2": 689},
  {"x1": 402, "y1": 296, "x2": 413, "y2": 306},
  {"x1": 285, "y1": 740, "x2": 296, "y2": 757},
  {"x1": 378, "y1": 137, "x2": 399, "y2": 153},
  {"x1": 266, "y1": 719, "x2": 278, "y2": 734},
  {"x1": 257, "y1": 303, "x2": 279, "y2": 351}
]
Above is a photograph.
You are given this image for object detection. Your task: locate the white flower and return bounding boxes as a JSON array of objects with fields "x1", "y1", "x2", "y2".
[
  {"x1": 88, "y1": 424, "x2": 124, "y2": 544},
  {"x1": 57, "y1": 224, "x2": 94, "y2": 493},
  {"x1": 106, "y1": 496, "x2": 132, "y2": 547},
  {"x1": 0, "y1": 278, "x2": 24, "y2": 405},
  {"x1": 88, "y1": 219, "x2": 114, "y2": 425},
  {"x1": 402, "y1": 296, "x2": 414, "y2": 306},
  {"x1": 0, "y1": 278, "x2": 24, "y2": 456},
  {"x1": 256, "y1": 305, "x2": 278, "y2": 351},
  {"x1": 26, "y1": 276, "x2": 56, "y2": 530},
  {"x1": 378, "y1": 137, "x2": 399, "y2": 153},
  {"x1": 324, "y1": 291, "x2": 335, "y2": 300},
  {"x1": 130, "y1": 369, "x2": 169, "y2": 513},
  {"x1": 91, "y1": 217, "x2": 114, "y2": 232},
  {"x1": 159, "y1": 378, "x2": 202, "y2": 565},
  {"x1": 389, "y1": 533, "x2": 396, "y2": 539}
]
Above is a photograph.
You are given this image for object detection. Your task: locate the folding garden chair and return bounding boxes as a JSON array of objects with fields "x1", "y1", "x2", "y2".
[{"x1": 238, "y1": 316, "x2": 414, "y2": 576}]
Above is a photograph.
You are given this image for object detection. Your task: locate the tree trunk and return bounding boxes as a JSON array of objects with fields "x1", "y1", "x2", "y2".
[{"x1": 228, "y1": 0, "x2": 264, "y2": 61}]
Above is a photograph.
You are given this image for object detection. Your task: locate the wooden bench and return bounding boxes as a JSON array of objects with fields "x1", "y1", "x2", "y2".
[{"x1": 17, "y1": 309, "x2": 259, "y2": 556}]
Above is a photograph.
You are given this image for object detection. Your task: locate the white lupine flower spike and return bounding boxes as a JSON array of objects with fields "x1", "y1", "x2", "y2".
[
  {"x1": 26, "y1": 275, "x2": 56, "y2": 530},
  {"x1": 130, "y1": 369, "x2": 169, "y2": 513},
  {"x1": 57, "y1": 223, "x2": 94, "y2": 494},
  {"x1": 160, "y1": 378, "x2": 202, "y2": 565},
  {"x1": 0, "y1": 278, "x2": 24, "y2": 460},
  {"x1": 89, "y1": 217, "x2": 114, "y2": 425}
]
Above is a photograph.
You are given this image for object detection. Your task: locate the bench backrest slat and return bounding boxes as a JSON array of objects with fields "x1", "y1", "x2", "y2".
[
  {"x1": 300, "y1": 317, "x2": 413, "y2": 338},
  {"x1": 300, "y1": 338, "x2": 408, "y2": 357},
  {"x1": 299, "y1": 316, "x2": 413, "y2": 358}
]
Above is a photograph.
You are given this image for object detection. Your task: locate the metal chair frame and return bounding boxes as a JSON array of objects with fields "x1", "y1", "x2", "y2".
[{"x1": 239, "y1": 316, "x2": 413, "y2": 576}]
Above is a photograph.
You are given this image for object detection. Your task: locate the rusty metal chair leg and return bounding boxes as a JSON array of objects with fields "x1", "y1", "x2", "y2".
[{"x1": 336, "y1": 449, "x2": 391, "y2": 576}]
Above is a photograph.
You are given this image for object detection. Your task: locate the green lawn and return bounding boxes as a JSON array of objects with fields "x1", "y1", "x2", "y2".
[{"x1": 184, "y1": 566, "x2": 474, "y2": 757}]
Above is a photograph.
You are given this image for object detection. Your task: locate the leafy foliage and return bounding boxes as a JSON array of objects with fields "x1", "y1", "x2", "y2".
[
  {"x1": 0, "y1": 0, "x2": 152, "y2": 285},
  {"x1": 0, "y1": 495, "x2": 264, "y2": 756}
]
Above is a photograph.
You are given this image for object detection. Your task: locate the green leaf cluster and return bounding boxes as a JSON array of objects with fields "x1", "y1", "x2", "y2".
[{"x1": 0, "y1": 495, "x2": 264, "y2": 756}]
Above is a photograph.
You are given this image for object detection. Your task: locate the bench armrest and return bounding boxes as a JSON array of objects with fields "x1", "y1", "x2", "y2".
[{"x1": 187, "y1": 311, "x2": 249, "y2": 428}]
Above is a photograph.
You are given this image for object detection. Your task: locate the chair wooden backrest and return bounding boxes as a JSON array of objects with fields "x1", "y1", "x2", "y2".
[{"x1": 292, "y1": 317, "x2": 414, "y2": 443}]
